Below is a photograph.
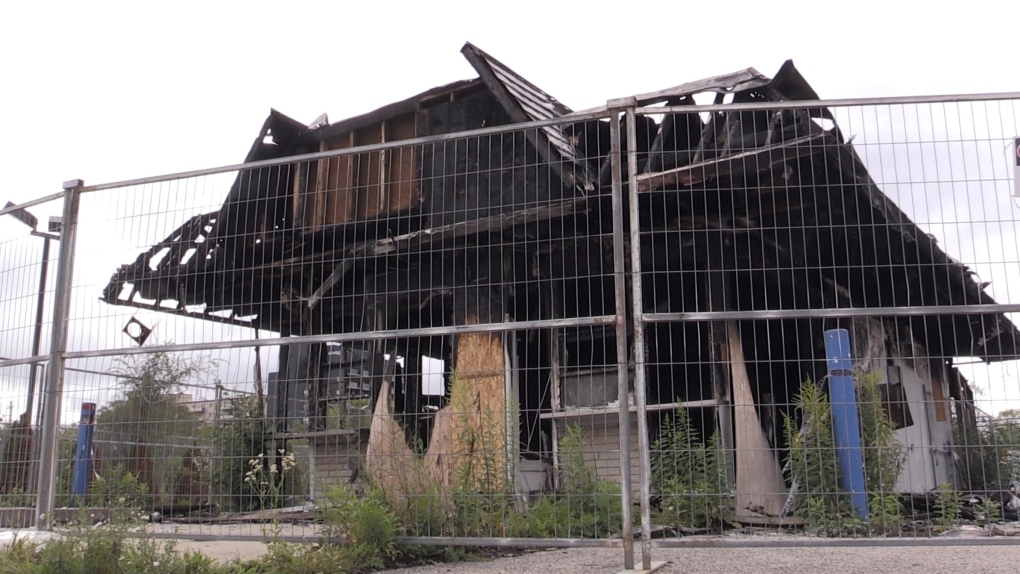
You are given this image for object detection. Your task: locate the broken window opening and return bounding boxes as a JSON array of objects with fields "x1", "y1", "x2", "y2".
[{"x1": 422, "y1": 356, "x2": 445, "y2": 396}]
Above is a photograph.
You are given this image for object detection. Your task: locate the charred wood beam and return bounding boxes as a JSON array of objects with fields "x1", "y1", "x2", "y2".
[
  {"x1": 596, "y1": 114, "x2": 658, "y2": 186},
  {"x1": 112, "y1": 199, "x2": 587, "y2": 325},
  {"x1": 636, "y1": 133, "x2": 833, "y2": 192},
  {"x1": 645, "y1": 97, "x2": 704, "y2": 175},
  {"x1": 398, "y1": 338, "x2": 425, "y2": 447},
  {"x1": 297, "y1": 206, "x2": 427, "y2": 254},
  {"x1": 101, "y1": 211, "x2": 217, "y2": 304},
  {"x1": 98, "y1": 297, "x2": 260, "y2": 329},
  {"x1": 257, "y1": 198, "x2": 585, "y2": 271},
  {"x1": 307, "y1": 258, "x2": 354, "y2": 310},
  {"x1": 631, "y1": 68, "x2": 771, "y2": 106},
  {"x1": 292, "y1": 200, "x2": 588, "y2": 312},
  {"x1": 704, "y1": 238, "x2": 735, "y2": 483},
  {"x1": 369, "y1": 198, "x2": 586, "y2": 256}
]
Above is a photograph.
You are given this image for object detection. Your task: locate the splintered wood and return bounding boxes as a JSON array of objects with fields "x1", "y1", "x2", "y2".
[
  {"x1": 364, "y1": 327, "x2": 508, "y2": 506},
  {"x1": 365, "y1": 375, "x2": 418, "y2": 505},
  {"x1": 729, "y1": 321, "x2": 788, "y2": 520}
]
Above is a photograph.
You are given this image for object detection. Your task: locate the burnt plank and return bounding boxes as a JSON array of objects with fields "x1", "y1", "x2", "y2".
[{"x1": 636, "y1": 133, "x2": 833, "y2": 192}]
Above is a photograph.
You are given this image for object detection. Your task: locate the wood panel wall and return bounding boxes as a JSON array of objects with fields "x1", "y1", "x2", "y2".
[{"x1": 298, "y1": 113, "x2": 419, "y2": 231}]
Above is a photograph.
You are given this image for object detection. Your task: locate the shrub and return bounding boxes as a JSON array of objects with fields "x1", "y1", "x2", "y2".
[
  {"x1": 211, "y1": 395, "x2": 276, "y2": 511},
  {"x1": 857, "y1": 371, "x2": 905, "y2": 496},
  {"x1": 955, "y1": 413, "x2": 1020, "y2": 492},
  {"x1": 650, "y1": 408, "x2": 731, "y2": 528},
  {"x1": 541, "y1": 424, "x2": 623, "y2": 538},
  {"x1": 857, "y1": 371, "x2": 905, "y2": 533},
  {"x1": 322, "y1": 484, "x2": 399, "y2": 570},
  {"x1": 89, "y1": 464, "x2": 149, "y2": 509},
  {"x1": 782, "y1": 372, "x2": 906, "y2": 536},
  {"x1": 935, "y1": 482, "x2": 962, "y2": 528},
  {"x1": 782, "y1": 378, "x2": 851, "y2": 533}
]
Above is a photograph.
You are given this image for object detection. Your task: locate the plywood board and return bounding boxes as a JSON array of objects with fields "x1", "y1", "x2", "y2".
[{"x1": 426, "y1": 327, "x2": 508, "y2": 491}]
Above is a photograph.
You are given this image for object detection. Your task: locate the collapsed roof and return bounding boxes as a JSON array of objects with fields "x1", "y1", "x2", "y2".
[{"x1": 101, "y1": 42, "x2": 1020, "y2": 363}]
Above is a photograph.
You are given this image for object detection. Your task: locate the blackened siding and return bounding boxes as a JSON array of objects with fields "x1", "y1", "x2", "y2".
[{"x1": 418, "y1": 91, "x2": 576, "y2": 227}]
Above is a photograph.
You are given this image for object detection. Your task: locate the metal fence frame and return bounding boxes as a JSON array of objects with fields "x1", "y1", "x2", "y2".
[{"x1": 2, "y1": 90, "x2": 1020, "y2": 570}]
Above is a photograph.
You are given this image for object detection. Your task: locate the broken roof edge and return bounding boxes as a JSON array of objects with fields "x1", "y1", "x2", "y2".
[
  {"x1": 461, "y1": 42, "x2": 573, "y2": 116},
  {"x1": 245, "y1": 109, "x2": 307, "y2": 162},
  {"x1": 630, "y1": 67, "x2": 772, "y2": 106},
  {"x1": 267, "y1": 42, "x2": 574, "y2": 149},
  {"x1": 593, "y1": 60, "x2": 818, "y2": 111},
  {"x1": 295, "y1": 77, "x2": 484, "y2": 146},
  {"x1": 769, "y1": 60, "x2": 821, "y2": 101}
]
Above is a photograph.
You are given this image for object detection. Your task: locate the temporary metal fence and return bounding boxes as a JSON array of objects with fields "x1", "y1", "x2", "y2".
[{"x1": 2, "y1": 92, "x2": 1020, "y2": 571}]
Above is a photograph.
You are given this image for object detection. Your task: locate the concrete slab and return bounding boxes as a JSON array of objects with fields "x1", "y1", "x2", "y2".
[{"x1": 616, "y1": 560, "x2": 667, "y2": 574}]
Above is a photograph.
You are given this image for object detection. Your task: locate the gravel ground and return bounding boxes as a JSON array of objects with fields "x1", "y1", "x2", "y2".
[
  {"x1": 71, "y1": 522, "x2": 1020, "y2": 573},
  {"x1": 8, "y1": 517, "x2": 1018, "y2": 572},
  {"x1": 382, "y1": 546, "x2": 1020, "y2": 574}
]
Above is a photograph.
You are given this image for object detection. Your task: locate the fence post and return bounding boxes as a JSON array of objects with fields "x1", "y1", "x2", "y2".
[
  {"x1": 624, "y1": 100, "x2": 655, "y2": 571},
  {"x1": 35, "y1": 179, "x2": 82, "y2": 530},
  {"x1": 823, "y1": 329, "x2": 869, "y2": 521},
  {"x1": 608, "y1": 104, "x2": 635, "y2": 570}
]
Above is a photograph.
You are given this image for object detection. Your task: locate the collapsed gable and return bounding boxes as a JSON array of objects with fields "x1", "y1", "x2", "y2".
[{"x1": 100, "y1": 45, "x2": 1020, "y2": 366}]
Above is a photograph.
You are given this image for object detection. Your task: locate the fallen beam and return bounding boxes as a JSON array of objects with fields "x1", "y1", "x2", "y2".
[{"x1": 636, "y1": 133, "x2": 833, "y2": 192}]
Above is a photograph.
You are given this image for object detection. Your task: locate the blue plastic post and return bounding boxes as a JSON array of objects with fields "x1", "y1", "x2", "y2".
[
  {"x1": 71, "y1": 402, "x2": 96, "y2": 501},
  {"x1": 823, "y1": 329, "x2": 869, "y2": 520}
]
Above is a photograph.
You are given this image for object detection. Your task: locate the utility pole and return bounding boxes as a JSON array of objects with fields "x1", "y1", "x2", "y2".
[
  {"x1": 214, "y1": 383, "x2": 224, "y2": 426},
  {"x1": 2, "y1": 201, "x2": 61, "y2": 424}
]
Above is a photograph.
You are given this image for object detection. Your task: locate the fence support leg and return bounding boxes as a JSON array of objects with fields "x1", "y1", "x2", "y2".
[{"x1": 36, "y1": 180, "x2": 82, "y2": 530}]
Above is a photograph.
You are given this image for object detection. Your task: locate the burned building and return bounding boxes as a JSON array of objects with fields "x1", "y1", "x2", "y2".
[{"x1": 102, "y1": 43, "x2": 1020, "y2": 509}]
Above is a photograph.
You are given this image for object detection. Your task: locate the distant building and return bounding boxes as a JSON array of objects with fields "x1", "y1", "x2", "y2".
[{"x1": 169, "y1": 392, "x2": 238, "y2": 425}]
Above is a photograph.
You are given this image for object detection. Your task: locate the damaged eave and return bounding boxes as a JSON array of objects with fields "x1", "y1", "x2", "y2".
[
  {"x1": 821, "y1": 140, "x2": 1020, "y2": 362},
  {"x1": 304, "y1": 197, "x2": 589, "y2": 309},
  {"x1": 461, "y1": 42, "x2": 595, "y2": 192},
  {"x1": 635, "y1": 132, "x2": 835, "y2": 192},
  {"x1": 252, "y1": 197, "x2": 588, "y2": 275},
  {"x1": 631, "y1": 67, "x2": 772, "y2": 106},
  {"x1": 292, "y1": 78, "x2": 484, "y2": 147}
]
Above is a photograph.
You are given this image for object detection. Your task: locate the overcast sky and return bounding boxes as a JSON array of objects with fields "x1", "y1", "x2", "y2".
[
  {"x1": 3, "y1": 1, "x2": 1020, "y2": 420},
  {"x1": 3, "y1": 0, "x2": 1019, "y2": 205}
]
